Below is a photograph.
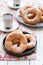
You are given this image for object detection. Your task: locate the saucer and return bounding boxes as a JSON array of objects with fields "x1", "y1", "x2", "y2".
[
  {"x1": 0, "y1": 20, "x2": 19, "y2": 32},
  {"x1": 7, "y1": 0, "x2": 26, "y2": 9}
]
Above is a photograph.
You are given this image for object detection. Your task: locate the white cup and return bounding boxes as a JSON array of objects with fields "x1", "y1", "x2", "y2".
[
  {"x1": 13, "y1": 0, "x2": 20, "y2": 6},
  {"x1": 3, "y1": 13, "x2": 13, "y2": 29}
]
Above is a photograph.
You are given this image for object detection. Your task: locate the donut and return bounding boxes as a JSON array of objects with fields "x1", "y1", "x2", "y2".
[
  {"x1": 25, "y1": 34, "x2": 36, "y2": 49},
  {"x1": 20, "y1": 5, "x2": 31, "y2": 17},
  {"x1": 38, "y1": 6, "x2": 43, "y2": 21},
  {"x1": 5, "y1": 30, "x2": 27, "y2": 53},
  {"x1": 20, "y1": 5, "x2": 35, "y2": 19},
  {"x1": 22, "y1": 7, "x2": 42, "y2": 25}
]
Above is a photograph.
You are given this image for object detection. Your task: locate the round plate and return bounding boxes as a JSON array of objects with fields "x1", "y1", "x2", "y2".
[
  {"x1": 15, "y1": 10, "x2": 43, "y2": 28},
  {"x1": 3, "y1": 32, "x2": 37, "y2": 57},
  {"x1": 0, "y1": 20, "x2": 19, "y2": 32},
  {"x1": 7, "y1": 0, "x2": 26, "y2": 9}
]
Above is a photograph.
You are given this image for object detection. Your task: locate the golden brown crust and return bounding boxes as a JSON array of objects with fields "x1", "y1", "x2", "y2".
[
  {"x1": 25, "y1": 34, "x2": 36, "y2": 49},
  {"x1": 5, "y1": 30, "x2": 36, "y2": 53},
  {"x1": 5, "y1": 30, "x2": 27, "y2": 53},
  {"x1": 20, "y1": 6, "x2": 42, "y2": 25},
  {"x1": 20, "y1": 5, "x2": 31, "y2": 17},
  {"x1": 38, "y1": 6, "x2": 43, "y2": 21}
]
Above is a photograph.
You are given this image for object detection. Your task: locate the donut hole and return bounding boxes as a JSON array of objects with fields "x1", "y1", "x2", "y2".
[
  {"x1": 25, "y1": 9, "x2": 36, "y2": 19},
  {"x1": 12, "y1": 38, "x2": 20, "y2": 47},
  {"x1": 27, "y1": 39, "x2": 30, "y2": 43},
  {"x1": 17, "y1": 43, "x2": 20, "y2": 47},
  {"x1": 27, "y1": 13, "x2": 36, "y2": 19},
  {"x1": 13, "y1": 42, "x2": 20, "y2": 47},
  {"x1": 41, "y1": 11, "x2": 43, "y2": 16},
  {"x1": 42, "y1": 13, "x2": 43, "y2": 16}
]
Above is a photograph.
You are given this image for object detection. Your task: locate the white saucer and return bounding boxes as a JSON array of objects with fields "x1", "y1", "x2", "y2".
[
  {"x1": 0, "y1": 20, "x2": 19, "y2": 32},
  {"x1": 7, "y1": 0, "x2": 26, "y2": 9}
]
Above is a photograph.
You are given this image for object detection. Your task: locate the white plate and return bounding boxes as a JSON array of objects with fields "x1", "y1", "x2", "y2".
[
  {"x1": 7, "y1": 0, "x2": 26, "y2": 9},
  {"x1": 15, "y1": 10, "x2": 43, "y2": 28},
  {"x1": 0, "y1": 20, "x2": 19, "y2": 32}
]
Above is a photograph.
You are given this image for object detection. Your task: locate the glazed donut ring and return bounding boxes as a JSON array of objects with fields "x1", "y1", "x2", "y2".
[
  {"x1": 22, "y1": 7, "x2": 42, "y2": 25},
  {"x1": 25, "y1": 34, "x2": 36, "y2": 49},
  {"x1": 20, "y1": 5, "x2": 31, "y2": 17},
  {"x1": 38, "y1": 6, "x2": 43, "y2": 21},
  {"x1": 5, "y1": 30, "x2": 27, "y2": 53}
]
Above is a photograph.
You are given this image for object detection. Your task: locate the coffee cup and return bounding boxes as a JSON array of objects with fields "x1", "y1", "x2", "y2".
[
  {"x1": 13, "y1": 0, "x2": 20, "y2": 6},
  {"x1": 3, "y1": 13, "x2": 13, "y2": 29}
]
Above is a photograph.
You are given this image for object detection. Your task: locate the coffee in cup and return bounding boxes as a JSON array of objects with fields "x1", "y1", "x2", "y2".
[
  {"x1": 13, "y1": 0, "x2": 20, "y2": 6},
  {"x1": 3, "y1": 13, "x2": 13, "y2": 29}
]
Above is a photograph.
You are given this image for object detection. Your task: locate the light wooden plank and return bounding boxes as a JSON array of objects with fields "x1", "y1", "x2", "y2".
[
  {"x1": 0, "y1": 61, "x2": 7, "y2": 65},
  {"x1": 8, "y1": 61, "x2": 29, "y2": 65},
  {"x1": 30, "y1": 60, "x2": 42, "y2": 65}
]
